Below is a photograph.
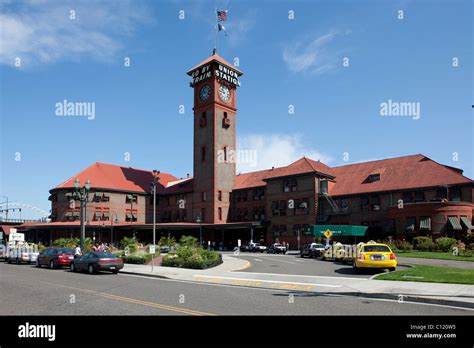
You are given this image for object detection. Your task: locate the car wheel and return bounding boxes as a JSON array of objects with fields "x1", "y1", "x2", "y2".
[
  {"x1": 70, "y1": 263, "x2": 76, "y2": 272},
  {"x1": 389, "y1": 267, "x2": 396, "y2": 272},
  {"x1": 88, "y1": 264, "x2": 95, "y2": 274},
  {"x1": 112, "y1": 270, "x2": 119, "y2": 274},
  {"x1": 49, "y1": 260, "x2": 55, "y2": 269},
  {"x1": 35, "y1": 260, "x2": 41, "y2": 268},
  {"x1": 7, "y1": 258, "x2": 11, "y2": 264}
]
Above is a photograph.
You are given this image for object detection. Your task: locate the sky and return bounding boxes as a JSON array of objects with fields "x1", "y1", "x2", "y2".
[{"x1": 0, "y1": 0, "x2": 472, "y2": 220}]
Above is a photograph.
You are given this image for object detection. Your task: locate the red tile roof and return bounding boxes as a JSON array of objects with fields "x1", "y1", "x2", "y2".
[
  {"x1": 234, "y1": 157, "x2": 334, "y2": 189},
  {"x1": 186, "y1": 52, "x2": 243, "y2": 76},
  {"x1": 234, "y1": 154, "x2": 472, "y2": 195},
  {"x1": 329, "y1": 154, "x2": 472, "y2": 196},
  {"x1": 0, "y1": 225, "x2": 17, "y2": 235},
  {"x1": 53, "y1": 162, "x2": 178, "y2": 194}
]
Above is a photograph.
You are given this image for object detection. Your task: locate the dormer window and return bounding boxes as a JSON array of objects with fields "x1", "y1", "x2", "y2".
[{"x1": 368, "y1": 174, "x2": 380, "y2": 182}]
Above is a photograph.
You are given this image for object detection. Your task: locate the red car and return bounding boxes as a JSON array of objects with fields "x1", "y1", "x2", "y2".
[{"x1": 36, "y1": 247, "x2": 75, "y2": 269}]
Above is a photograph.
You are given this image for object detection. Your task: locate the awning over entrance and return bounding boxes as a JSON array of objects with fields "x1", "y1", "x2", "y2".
[
  {"x1": 419, "y1": 217, "x2": 431, "y2": 230},
  {"x1": 460, "y1": 216, "x2": 473, "y2": 230},
  {"x1": 304, "y1": 225, "x2": 368, "y2": 237},
  {"x1": 447, "y1": 216, "x2": 462, "y2": 230}
]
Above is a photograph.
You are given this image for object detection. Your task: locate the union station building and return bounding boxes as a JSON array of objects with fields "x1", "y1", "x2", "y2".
[{"x1": 16, "y1": 52, "x2": 474, "y2": 249}]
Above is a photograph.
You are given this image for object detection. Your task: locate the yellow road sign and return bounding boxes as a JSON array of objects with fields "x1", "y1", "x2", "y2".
[{"x1": 323, "y1": 229, "x2": 333, "y2": 239}]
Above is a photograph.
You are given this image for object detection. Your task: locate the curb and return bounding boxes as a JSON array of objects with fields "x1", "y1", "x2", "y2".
[{"x1": 120, "y1": 270, "x2": 170, "y2": 279}]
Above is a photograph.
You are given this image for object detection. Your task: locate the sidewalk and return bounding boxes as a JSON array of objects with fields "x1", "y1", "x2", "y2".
[{"x1": 122, "y1": 255, "x2": 474, "y2": 308}]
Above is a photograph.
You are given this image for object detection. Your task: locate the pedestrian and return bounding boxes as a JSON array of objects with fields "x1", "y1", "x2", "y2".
[{"x1": 74, "y1": 245, "x2": 82, "y2": 257}]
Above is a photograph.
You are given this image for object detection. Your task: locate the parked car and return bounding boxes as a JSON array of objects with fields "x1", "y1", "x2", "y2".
[
  {"x1": 353, "y1": 243, "x2": 397, "y2": 272},
  {"x1": 240, "y1": 244, "x2": 251, "y2": 252},
  {"x1": 249, "y1": 243, "x2": 267, "y2": 253},
  {"x1": 70, "y1": 252, "x2": 124, "y2": 274},
  {"x1": 7, "y1": 244, "x2": 39, "y2": 264},
  {"x1": 300, "y1": 243, "x2": 325, "y2": 258},
  {"x1": 267, "y1": 243, "x2": 287, "y2": 254},
  {"x1": 36, "y1": 247, "x2": 75, "y2": 269}
]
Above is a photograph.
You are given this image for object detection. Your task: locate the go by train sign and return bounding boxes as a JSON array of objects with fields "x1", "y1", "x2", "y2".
[{"x1": 189, "y1": 63, "x2": 242, "y2": 88}]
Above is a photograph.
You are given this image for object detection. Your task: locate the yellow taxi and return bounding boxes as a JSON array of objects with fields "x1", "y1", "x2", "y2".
[{"x1": 353, "y1": 243, "x2": 396, "y2": 272}]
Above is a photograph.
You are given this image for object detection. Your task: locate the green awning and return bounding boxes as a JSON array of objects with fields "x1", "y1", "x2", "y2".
[
  {"x1": 447, "y1": 216, "x2": 462, "y2": 230},
  {"x1": 304, "y1": 225, "x2": 368, "y2": 237},
  {"x1": 420, "y1": 217, "x2": 431, "y2": 230},
  {"x1": 460, "y1": 216, "x2": 473, "y2": 230}
]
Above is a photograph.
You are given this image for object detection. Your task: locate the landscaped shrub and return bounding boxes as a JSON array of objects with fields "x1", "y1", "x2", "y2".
[
  {"x1": 162, "y1": 238, "x2": 222, "y2": 269},
  {"x1": 435, "y1": 237, "x2": 457, "y2": 252},
  {"x1": 413, "y1": 236, "x2": 435, "y2": 251},
  {"x1": 121, "y1": 253, "x2": 152, "y2": 264},
  {"x1": 393, "y1": 240, "x2": 413, "y2": 251},
  {"x1": 120, "y1": 236, "x2": 138, "y2": 253},
  {"x1": 52, "y1": 237, "x2": 93, "y2": 251},
  {"x1": 158, "y1": 236, "x2": 176, "y2": 248},
  {"x1": 179, "y1": 235, "x2": 199, "y2": 247}
]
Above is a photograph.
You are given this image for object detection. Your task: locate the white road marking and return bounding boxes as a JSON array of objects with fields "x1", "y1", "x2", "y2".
[
  {"x1": 193, "y1": 275, "x2": 342, "y2": 288},
  {"x1": 231, "y1": 271, "x2": 369, "y2": 281},
  {"x1": 253, "y1": 259, "x2": 262, "y2": 262}
]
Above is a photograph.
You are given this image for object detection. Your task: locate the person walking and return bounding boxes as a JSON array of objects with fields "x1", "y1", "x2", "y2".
[{"x1": 74, "y1": 245, "x2": 82, "y2": 257}]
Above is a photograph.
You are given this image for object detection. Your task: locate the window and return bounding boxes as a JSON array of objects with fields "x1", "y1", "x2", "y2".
[
  {"x1": 125, "y1": 209, "x2": 138, "y2": 222},
  {"x1": 202, "y1": 191, "x2": 207, "y2": 202},
  {"x1": 272, "y1": 201, "x2": 279, "y2": 216},
  {"x1": 294, "y1": 198, "x2": 309, "y2": 215},
  {"x1": 370, "y1": 196, "x2": 380, "y2": 211},
  {"x1": 402, "y1": 192, "x2": 413, "y2": 203},
  {"x1": 94, "y1": 192, "x2": 103, "y2": 202},
  {"x1": 126, "y1": 194, "x2": 138, "y2": 204},
  {"x1": 222, "y1": 112, "x2": 230, "y2": 129},
  {"x1": 341, "y1": 198, "x2": 349, "y2": 209},
  {"x1": 449, "y1": 188, "x2": 461, "y2": 202},
  {"x1": 279, "y1": 200, "x2": 287, "y2": 216},
  {"x1": 368, "y1": 174, "x2": 381, "y2": 182},
  {"x1": 201, "y1": 208, "x2": 205, "y2": 221},
  {"x1": 218, "y1": 207, "x2": 222, "y2": 221},
  {"x1": 360, "y1": 196, "x2": 369, "y2": 211},
  {"x1": 200, "y1": 112, "x2": 207, "y2": 127},
  {"x1": 242, "y1": 209, "x2": 248, "y2": 221},
  {"x1": 223, "y1": 146, "x2": 227, "y2": 162},
  {"x1": 293, "y1": 224, "x2": 301, "y2": 236},
  {"x1": 218, "y1": 190, "x2": 222, "y2": 201},
  {"x1": 435, "y1": 188, "x2": 447, "y2": 201},
  {"x1": 102, "y1": 193, "x2": 110, "y2": 202},
  {"x1": 201, "y1": 146, "x2": 206, "y2": 161},
  {"x1": 280, "y1": 225, "x2": 288, "y2": 236},
  {"x1": 414, "y1": 191, "x2": 425, "y2": 203},
  {"x1": 282, "y1": 179, "x2": 290, "y2": 192},
  {"x1": 320, "y1": 180, "x2": 328, "y2": 194},
  {"x1": 272, "y1": 225, "x2": 280, "y2": 237},
  {"x1": 290, "y1": 178, "x2": 297, "y2": 192}
]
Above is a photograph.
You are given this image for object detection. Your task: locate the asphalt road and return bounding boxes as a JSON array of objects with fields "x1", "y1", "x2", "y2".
[
  {"x1": 0, "y1": 262, "x2": 470, "y2": 315},
  {"x1": 236, "y1": 252, "x2": 407, "y2": 278}
]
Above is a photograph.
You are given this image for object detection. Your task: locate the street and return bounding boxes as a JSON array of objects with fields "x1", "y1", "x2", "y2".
[
  {"x1": 235, "y1": 252, "x2": 406, "y2": 278},
  {"x1": 0, "y1": 262, "x2": 470, "y2": 316}
]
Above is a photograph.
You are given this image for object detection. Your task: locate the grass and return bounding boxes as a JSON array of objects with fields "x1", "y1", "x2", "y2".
[
  {"x1": 394, "y1": 250, "x2": 474, "y2": 262},
  {"x1": 375, "y1": 265, "x2": 474, "y2": 285}
]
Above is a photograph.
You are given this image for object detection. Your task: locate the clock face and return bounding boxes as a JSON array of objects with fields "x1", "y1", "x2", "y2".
[
  {"x1": 199, "y1": 84, "x2": 211, "y2": 101},
  {"x1": 218, "y1": 84, "x2": 231, "y2": 102}
]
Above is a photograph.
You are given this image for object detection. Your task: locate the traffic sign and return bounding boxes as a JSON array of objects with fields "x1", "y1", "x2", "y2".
[
  {"x1": 149, "y1": 245, "x2": 156, "y2": 255},
  {"x1": 323, "y1": 229, "x2": 333, "y2": 239}
]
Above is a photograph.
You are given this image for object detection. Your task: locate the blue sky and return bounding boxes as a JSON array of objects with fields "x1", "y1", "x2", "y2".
[{"x1": 0, "y1": 0, "x2": 472, "y2": 219}]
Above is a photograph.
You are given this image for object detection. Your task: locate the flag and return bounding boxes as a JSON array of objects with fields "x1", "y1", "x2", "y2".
[
  {"x1": 218, "y1": 23, "x2": 227, "y2": 36},
  {"x1": 217, "y1": 10, "x2": 227, "y2": 22}
]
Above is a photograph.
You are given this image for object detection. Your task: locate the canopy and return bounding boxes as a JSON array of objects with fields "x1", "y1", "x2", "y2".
[{"x1": 304, "y1": 225, "x2": 368, "y2": 237}]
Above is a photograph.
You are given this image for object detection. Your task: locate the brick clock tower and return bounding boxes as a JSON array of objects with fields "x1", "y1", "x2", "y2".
[{"x1": 187, "y1": 51, "x2": 243, "y2": 223}]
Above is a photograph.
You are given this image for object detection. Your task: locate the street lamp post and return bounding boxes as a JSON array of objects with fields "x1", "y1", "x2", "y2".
[
  {"x1": 74, "y1": 178, "x2": 91, "y2": 251},
  {"x1": 196, "y1": 216, "x2": 202, "y2": 246},
  {"x1": 151, "y1": 170, "x2": 159, "y2": 246},
  {"x1": 297, "y1": 228, "x2": 301, "y2": 251},
  {"x1": 110, "y1": 213, "x2": 118, "y2": 246}
]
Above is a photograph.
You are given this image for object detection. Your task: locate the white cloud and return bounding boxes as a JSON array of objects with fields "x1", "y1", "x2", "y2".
[
  {"x1": 0, "y1": 0, "x2": 152, "y2": 67},
  {"x1": 282, "y1": 30, "x2": 348, "y2": 75},
  {"x1": 236, "y1": 133, "x2": 332, "y2": 173}
]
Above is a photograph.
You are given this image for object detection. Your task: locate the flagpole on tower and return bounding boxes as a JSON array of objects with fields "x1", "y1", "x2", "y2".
[{"x1": 214, "y1": 8, "x2": 218, "y2": 54}]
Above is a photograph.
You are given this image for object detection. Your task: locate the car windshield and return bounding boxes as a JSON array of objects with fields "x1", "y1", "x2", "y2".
[
  {"x1": 315, "y1": 244, "x2": 325, "y2": 248},
  {"x1": 363, "y1": 245, "x2": 391, "y2": 252},
  {"x1": 58, "y1": 248, "x2": 74, "y2": 254},
  {"x1": 95, "y1": 252, "x2": 116, "y2": 258}
]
